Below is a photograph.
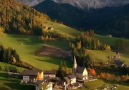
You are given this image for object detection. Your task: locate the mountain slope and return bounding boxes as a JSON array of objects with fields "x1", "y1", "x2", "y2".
[
  {"x1": 34, "y1": 0, "x2": 86, "y2": 29},
  {"x1": 34, "y1": 0, "x2": 129, "y2": 38},
  {"x1": 0, "y1": 0, "x2": 80, "y2": 38},
  {"x1": 0, "y1": 0, "x2": 49, "y2": 35}
]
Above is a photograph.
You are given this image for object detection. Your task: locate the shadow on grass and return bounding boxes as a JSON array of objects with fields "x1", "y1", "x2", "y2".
[
  {"x1": 0, "y1": 86, "x2": 11, "y2": 90},
  {"x1": 103, "y1": 80, "x2": 129, "y2": 87},
  {"x1": 0, "y1": 72, "x2": 9, "y2": 78},
  {"x1": 36, "y1": 57, "x2": 72, "y2": 68},
  {"x1": 9, "y1": 34, "x2": 43, "y2": 45},
  {"x1": 4, "y1": 82, "x2": 35, "y2": 90}
]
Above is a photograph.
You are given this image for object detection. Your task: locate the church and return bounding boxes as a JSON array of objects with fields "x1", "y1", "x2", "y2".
[{"x1": 73, "y1": 56, "x2": 88, "y2": 81}]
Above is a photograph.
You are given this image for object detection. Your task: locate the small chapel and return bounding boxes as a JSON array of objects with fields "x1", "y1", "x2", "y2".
[{"x1": 73, "y1": 56, "x2": 88, "y2": 80}]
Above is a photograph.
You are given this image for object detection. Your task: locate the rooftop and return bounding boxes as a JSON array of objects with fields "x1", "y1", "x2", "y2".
[{"x1": 21, "y1": 70, "x2": 42, "y2": 76}]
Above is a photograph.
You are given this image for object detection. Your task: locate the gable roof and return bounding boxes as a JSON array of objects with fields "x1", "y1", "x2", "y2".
[
  {"x1": 67, "y1": 75, "x2": 76, "y2": 79},
  {"x1": 76, "y1": 73, "x2": 83, "y2": 79},
  {"x1": 76, "y1": 67, "x2": 86, "y2": 74},
  {"x1": 64, "y1": 77, "x2": 70, "y2": 82},
  {"x1": 21, "y1": 70, "x2": 42, "y2": 76}
]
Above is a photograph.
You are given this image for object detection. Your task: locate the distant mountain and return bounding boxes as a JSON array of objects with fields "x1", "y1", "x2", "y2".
[
  {"x1": 16, "y1": 0, "x2": 44, "y2": 6},
  {"x1": 34, "y1": 0, "x2": 129, "y2": 38},
  {"x1": 52, "y1": 0, "x2": 129, "y2": 9},
  {"x1": 34, "y1": 0, "x2": 86, "y2": 29},
  {"x1": 17, "y1": 0, "x2": 129, "y2": 9}
]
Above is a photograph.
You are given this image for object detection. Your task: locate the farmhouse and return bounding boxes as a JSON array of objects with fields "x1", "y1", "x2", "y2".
[
  {"x1": 21, "y1": 70, "x2": 53, "y2": 90},
  {"x1": 35, "y1": 81, "x2": 53, "y2": 90},
  {"x1": 44, "y1": 71, "x2": 56, "y2": 78},
  {"x1": 67, "y1": 75, "x2": 76, "y2": 84},
  {"x1": 21, "y1": 70, "x2": 43, "y2": 83},
  {"x1": 64, "y1": 75, "x2": 76, "y2": 85}
]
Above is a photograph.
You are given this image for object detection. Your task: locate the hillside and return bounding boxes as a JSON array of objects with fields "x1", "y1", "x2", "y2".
[
  {"x1": 34, "y1": 0, "x2": 129, "y2": 38},
  {"x1": 0, "y1": 0, "x2": 81, "y2": 39},
  {"x1": 33, "y1": 0, "x2": 87, "y2": 29},
  {"x1": 0, "y1": 0, "x2": 49, "y2": 35},
  {"x1": 0, "y1": 31, "x2": 129, "y2": 70},
  {"x1": 0, "y1": 32, "x2": 65, "y2": 70}
]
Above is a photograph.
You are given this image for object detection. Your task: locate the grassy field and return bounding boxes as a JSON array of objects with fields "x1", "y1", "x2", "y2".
[
  {"x1": 89, "y1": 50, "x2": 129, "y2": 65},
  {"x1": 0, "y1": 33, "x2": 72, "y2": 70},
  {"x1": 0, "y1": 32, "x2": 129, "y2": 70},
  {"x1": 84, "y1": 79, "x2": 104, "y2": 90},
  {"x1": 79, "y1": 79, "x2": 129, "y2": 90},
  {"x1": 0, "y1": 62, "x2": 25, "y2": 72},
  {"x1": 96, "y1": 34, "x2": 129, "y2": 49},
  {"x1": 44, "y1": 39, "x2": 69, "y2": 49},
  {"x1": 0, "y1": 20, "x2": 81, "y2": 70},
  {"x1": 42, "y1": 20, "x2": 81, "y2": 38},
  {"x1": 0, "y1": 72, "x2": 35, "y2": 90}
]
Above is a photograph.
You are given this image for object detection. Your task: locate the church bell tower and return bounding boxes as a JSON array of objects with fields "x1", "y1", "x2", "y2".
[{"x1": 73, "y1": 56, "x2": 77, "y2": 74}]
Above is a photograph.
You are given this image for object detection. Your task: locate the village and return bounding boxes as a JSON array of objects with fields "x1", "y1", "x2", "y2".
[{"x1": 19, "y1": 56, "x2": 97, "y2": 90}]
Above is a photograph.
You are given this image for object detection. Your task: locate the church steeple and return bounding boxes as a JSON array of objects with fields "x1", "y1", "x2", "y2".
[{"x1": 73, "y1": 56, "x2": 77, "y2": 74}]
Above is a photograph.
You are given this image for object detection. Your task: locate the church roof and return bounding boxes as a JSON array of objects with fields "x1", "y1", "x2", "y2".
[
  {"x1": 76, "y1": 73, "x2": 83, "y2": 79},
  {"x1": 76, "y1": 67, "x2": 86, "y2": 74}
]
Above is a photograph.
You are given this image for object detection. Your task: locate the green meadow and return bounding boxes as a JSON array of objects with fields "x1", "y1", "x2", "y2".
[
  {"x1": 0, "y1": 71, "x2": 34, "y2": 90},
  {"x1": 0, "y1": 31, "x2": 129, "y2": 71},
  {"x1": 0, "y1": 32, "x2": 72, "y2": 70}
]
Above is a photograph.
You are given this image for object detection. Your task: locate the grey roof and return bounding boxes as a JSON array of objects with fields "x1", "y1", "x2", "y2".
[
  {"x1": 64, "y1": 77, "x2": 70, "y2": 82},
  {"x1": 76, "y1": 73, "x2": 83, "y2": 79},
  {"x1": 21, "y1": 70, "x2": 42, "y2": 76},
  {"x1": 76, "y1": 67, "x2": 85, "y2": 74},
  {"x1": 67, "y1": 75, "x2": 76, "y2": 79}
]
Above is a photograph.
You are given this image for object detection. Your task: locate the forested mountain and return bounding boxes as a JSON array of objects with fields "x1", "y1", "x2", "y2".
[
  {"x1": 34, "y1": 0, "x2": 86, "y2": 29},
  {"x1": 0, "y1": 0, "x2": 49, "y2": 35},
  {"x1": 34, "y1": 0, "x2": 129, "y2": 38},
  {"x1": 2, "y1": 0, "x2": 129, "y2": 38}
]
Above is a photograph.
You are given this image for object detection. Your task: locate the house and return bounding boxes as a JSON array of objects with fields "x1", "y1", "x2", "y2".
[
  {"x1": 76, "y1": 67, "x2": 88, "y2": 80},
  {"x1": 64, "y1": 74, "x2": 76, "y2": 85},
  {"x1": 21, "y1": 70, "x2": 44, "y2": 83},
  {"x1": 67, "y1": 75, "x2": 76, "y2": 84},
  {"x1": 35, "y1": 81, "x2": 53, "y2": 90},
  {"x1": 73, "y1": 56, "x2": 88, "y2": 81},
  {"x1": 64, "y1": 77, "x2": 70, "y2": 84},
  {"x1": 21, "y1": 70, "x2": 53, "y2": 90},
  {"x1": 44, "y1": 71, "x2": 56, "y2": 78}
]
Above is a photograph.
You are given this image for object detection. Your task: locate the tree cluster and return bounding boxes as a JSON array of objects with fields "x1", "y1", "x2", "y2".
[
  {"x1": 113, "y1": 39, "x2": 128, "y2": 53},
  {"x1": 0, "y1": 0, "x2": 48, "y2": 35},
  {"x1": 56, "y1": 60, "x2": 72, "y2": 79},
  {"x1": 0, "y1": 45, "x2": 34, "y2": 70},
  {"x1": 98, "y1": 72, "x2": 129, "y2": 82},
  {"x1": 0, "y1": 45, "x2": 20, "y2": 64},
  {"x1": 0, "y1": 65, "x2": 18, "y2": 73},
  {"x1": 70, "y1": 31, "x2": 111, "y2": 51},
  {"x1": 69, "y1": 31, "x2": 111, "y2": 68}
]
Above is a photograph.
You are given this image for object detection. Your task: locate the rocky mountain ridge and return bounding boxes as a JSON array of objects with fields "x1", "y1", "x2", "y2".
[{"x1": 17, "y1": 0, "x2": 129, "y2": 9}]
